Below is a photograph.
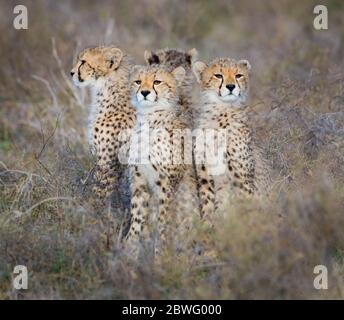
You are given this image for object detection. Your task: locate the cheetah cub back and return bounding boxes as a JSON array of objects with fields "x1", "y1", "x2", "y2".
[
  {"x1": 126, "y1": 64, "x2": 196, "y2": 258},
  {"x1": 71, "y1": 46, "x2": 135, "y2": 206},
  {"x1": 192, "y1": 57, "x2": 270, "y2": 218}
]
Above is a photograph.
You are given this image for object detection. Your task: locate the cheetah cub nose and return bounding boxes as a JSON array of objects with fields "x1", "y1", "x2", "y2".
[
  {"x1": 141, "y1": 90, "x2": 151, "y2": 98},
  {"x1": 226, "y1": 84, "x2": 236, "y2": 92},
  {"x1": 70, "y1": 71, "x2": 75, "y2": 77}
]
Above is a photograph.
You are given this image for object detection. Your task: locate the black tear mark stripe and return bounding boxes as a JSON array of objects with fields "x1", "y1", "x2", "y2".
[
  {"x1": 136, "y1": 86, "x2": 141, "y2": 95},
  {"x1": 235, "y1": 66, "x2": 241, "y2": 90},
  {"x1": 219, "y1": 68, "x2": 224, "y2": 95},
  {"x1": 152, "y1": 82, "x2": 158, "y2": 97},
  {"x1": 237, "y1": 80, "x2": 242, "y2": 92},
  {"x1": 236, "y1": 69, "x2": 242, "y2": 91},
  {"x1": 77, "y1": 60, "x2": 85, "y2": 79}
]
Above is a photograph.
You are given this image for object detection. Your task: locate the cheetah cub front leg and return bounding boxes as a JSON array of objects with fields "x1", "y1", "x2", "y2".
[
  {"x1": 125, "y1": 166, "x2": 151, "y2": 257},
  {"x1": 93, "y1": 159, "x2": 120, "y2": 202},
  {"x1": 154, "y1": 174, "x2": 175, "y2": 256},
  {"x1": 196, "y1": 164, "x2": 216, "y2": 221}
]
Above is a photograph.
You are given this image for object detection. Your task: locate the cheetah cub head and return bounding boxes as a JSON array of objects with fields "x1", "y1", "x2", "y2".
[
  {"x1": 130, "y1": 65, "x2": 185, "y2": 113},
  {"x1": 70, "y1": 46, "x2": 124, "y2": 87},
  {"x1": 193, "y1": 58, "x2": 251, "y2": 106}
]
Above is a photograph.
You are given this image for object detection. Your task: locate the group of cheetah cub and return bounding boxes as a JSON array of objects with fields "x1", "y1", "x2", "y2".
[{"x1": 71, "y1": 46, "x2": 270, "y2": 259}]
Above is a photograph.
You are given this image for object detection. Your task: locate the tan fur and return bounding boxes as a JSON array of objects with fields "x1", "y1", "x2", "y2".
[
  {"x1": 144, "y1": 48, "x2": 198, "y2": 126},
  {"x1": 193, "y1": 57, "x2": 270, "y2": 219},
  {"x1": 125, "y1": 65, "x2": 199, "y2": 259},
  {"x1": 71, "y1": 46, "x2": 135, "y2": 205}
]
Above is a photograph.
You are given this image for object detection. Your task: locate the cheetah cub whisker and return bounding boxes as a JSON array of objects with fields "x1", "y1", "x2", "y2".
[
  {"x1": 125, "y1": 64, "x2": 190, "y2": 259},
  {"x1": 71, "y1": 46, "x2": 135, "y2": 205},
  {"x1": 192, "y1": 57, "x2": 270, "y2": 219}
]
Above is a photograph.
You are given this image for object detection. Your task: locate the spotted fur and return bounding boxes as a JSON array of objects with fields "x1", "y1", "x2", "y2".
[
  {"x1": 125, "y1": 65, "x2": 199, "y2": 258},
  {"x1": 193, "y1": 57, "x2": 270, "y2": 219},
  {"x1": 71, "y1": 46, "x2": 135, "y2": 204},
  {"x1": 144, "y1": 48, "x2": 198, "y2": 126}
]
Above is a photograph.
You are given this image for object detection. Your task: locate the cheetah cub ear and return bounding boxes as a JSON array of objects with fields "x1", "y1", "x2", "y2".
[
  {"x1": 144, "y1": 50, "x2": 160, "y2": 65},
  {"x1": 171, "y1": 66, "x2": 186, "y2": 84},
  {"x1": 238, "y1": 59, "x2": 252, "y2": 73},
  {"x1": 187, "y1": 48, "x2": 199, "y2": 64},
  {"x1": 192, "y1": 61, "x2": 207, "y2": 83},
  {"x1": 103, "y1": 47, "x2": 123, "y2": 70}
]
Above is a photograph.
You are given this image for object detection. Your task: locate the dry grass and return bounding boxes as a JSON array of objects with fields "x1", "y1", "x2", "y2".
[{"x1": 0, "y1": 0, "x2": 344, "y2": 299}]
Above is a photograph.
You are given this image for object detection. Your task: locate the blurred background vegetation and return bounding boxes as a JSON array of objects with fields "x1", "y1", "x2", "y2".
[{"x1": 0, "y1": 0, "x2": 343, "y2": 299}]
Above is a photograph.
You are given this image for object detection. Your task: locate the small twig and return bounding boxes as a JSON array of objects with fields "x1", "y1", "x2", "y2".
[
  {"x1": 32, "y1": 75, "x2": 59, "y2": 110},
  {"x1": 0, "y1": 161, "x2": 48, "y2": 183},
  {"x1": 31, "y1": 117, "x2": 60, "y2": 180},
  {"x1": 35, "y1": 116, "x2": 59, "y2": 160},
  {"x1": 18, "y1": 196, "x2": 75, "y2": 216},
  {"x1": 52, "y1": 38, "x2": 84, "y2": 107}
]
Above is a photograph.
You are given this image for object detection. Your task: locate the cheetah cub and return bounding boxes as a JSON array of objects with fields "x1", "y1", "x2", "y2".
[
  {"x1": 71, "y1": 46, "x2": 135, "y2": 205},
  {"x1": 145, "y1": 48, "x2": 201, "y2": 228},
  {"x1": 126, "y1": 64, "x2": 191, "y2": 257},
  {"x1": 144, "y1": 48, "x2": 198, "y2": 126},
  {"x1": 193, "y1": 57, "x2": 269, "y2": 218}
]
